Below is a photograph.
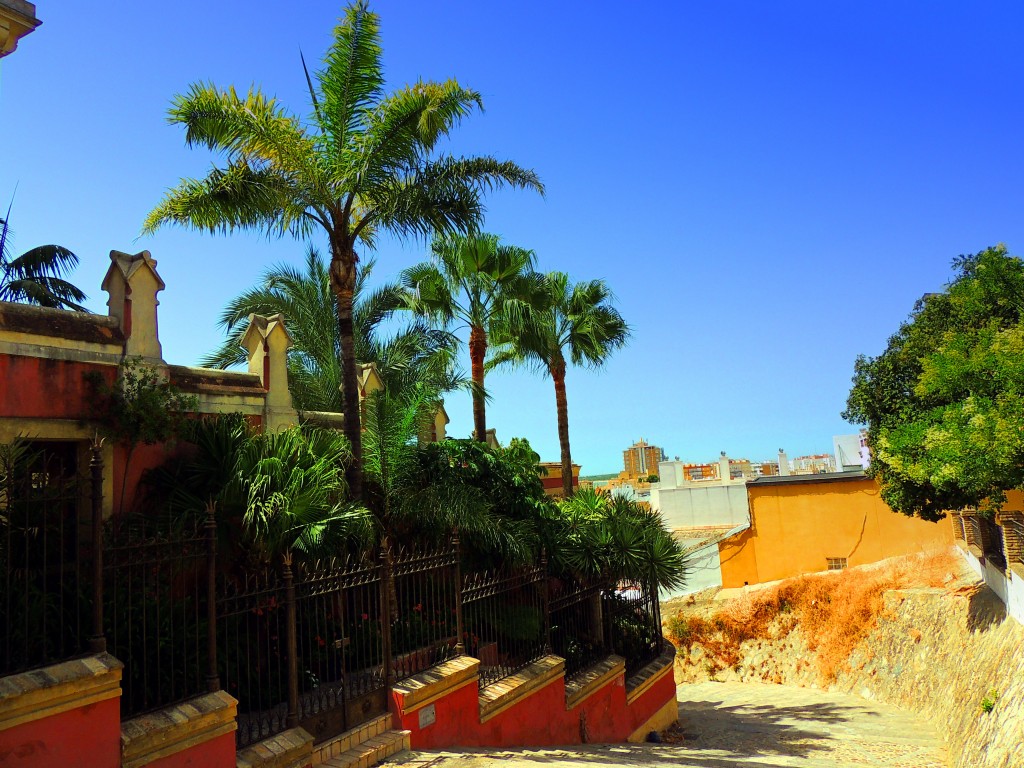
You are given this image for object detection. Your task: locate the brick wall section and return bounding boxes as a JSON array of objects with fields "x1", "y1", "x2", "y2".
[{"x1": 996, "y1": 512, "x2": 1024, "y2": 568}]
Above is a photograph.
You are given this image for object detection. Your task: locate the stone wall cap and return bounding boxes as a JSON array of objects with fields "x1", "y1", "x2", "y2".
[
  {"x1": 167, "y1": 364, "x2": 264, "y2": 393},
  {"x1": 0, "y1": 301, "x2": 124, "y2": 345},
  {"x1": 0, "y1": 653, "x2": 123, "y2": 702}
]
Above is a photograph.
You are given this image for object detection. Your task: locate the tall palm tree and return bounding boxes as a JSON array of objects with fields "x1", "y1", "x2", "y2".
[
  {"x1": 142, "y1": 1, "x2": 544, "y2": 498},
  {"x1": 203, "y1": 247, "x2": 440, "y2": 412},
  {"x1": 494, "y1": 272, "x2": 629, "y2": 497},
  {"x1": 402, "y1": 233, "x2": 539, "y2": 440},
  {"x1": 0, "y1": 210, "x2": 88, "y2": 311}
]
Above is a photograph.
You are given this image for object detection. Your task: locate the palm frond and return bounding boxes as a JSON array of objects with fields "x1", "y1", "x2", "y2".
[{"x1": 318, "y1": 0, "x2": 384, "y2": 152}]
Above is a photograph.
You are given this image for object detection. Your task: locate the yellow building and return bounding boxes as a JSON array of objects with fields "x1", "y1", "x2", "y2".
[
  {"x1": 718, "y1": 472, "x2": 953, "y2": 587},
  {"x1": 622, "y1": 439, "x2": 664, "y2": 480},
  {"x1": 539, "y1": 461, "x2": 581, "y2": 498}
]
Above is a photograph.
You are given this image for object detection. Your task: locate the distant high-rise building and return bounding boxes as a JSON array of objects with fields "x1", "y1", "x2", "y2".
[{"x1": 623, "y1": 439, "x2": 665, "y2": 479}]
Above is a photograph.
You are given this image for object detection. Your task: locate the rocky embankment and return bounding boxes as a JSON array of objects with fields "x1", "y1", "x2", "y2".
[{"x1": 668, "y1": 556, "x2": 1024, "y2": 768}]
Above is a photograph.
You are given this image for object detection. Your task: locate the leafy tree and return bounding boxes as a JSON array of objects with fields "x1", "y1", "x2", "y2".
[
  {"x1": 844, "y1": 245, "x2": 1024, "y2": 519},
  {"x1": 203, "y1": 247, "x2": 461, "y2": 411},
  {"x1": 0, "y1": 208, "x2": 87, "y2": 311},
  {"x1": 143, "y1": 0, "x2": 544, "y2": 499},
  {"x1": 493, "y1": 272, "x2": 629, "y2": 497},
  {"x1": 402, "y1": 233, "x2": 539, "y2": 440}
]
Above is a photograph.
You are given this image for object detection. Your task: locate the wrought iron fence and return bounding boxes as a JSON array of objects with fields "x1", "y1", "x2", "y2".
[
  {"x1": 104, "y1": 509, "x2": 214, "y2": 717},
  {"x1": 389, "y1": 540, "x2": 460, "y2": 681},
  {"x1": 602, "y1": 579, "x2": 663, "y2": 677},
  {"x1": 294, "y1": 552, "x2": 385, "y2": 740},
  {"x1": 462, "y1": 562, "x2": 548, "y2": 688},
  {"x1": 979, "y1": 516, "x2": 1008, "y2": 570},
  {"x1": 1, "y1": 436, "x2": 671, "y2": 744},
  {"x1": 218, "y1": 562, "x2": 292, "y2": 746},
  {"x1": 0, "y1": 440, "x2": 93, "y2": 677},
  {"x1": 549, "y1": 576, "x2": 605, "y2": 680}
]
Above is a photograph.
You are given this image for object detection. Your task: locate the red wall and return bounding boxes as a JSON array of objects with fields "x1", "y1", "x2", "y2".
[
  {"x1": 0, "y1": 697, "x2": 121, "y2": 768},
  {"x1": 0, "y1": 356, "x2": 115, "y2": 419},
  {"x1": 392, "y1": 663, "x2": 675, "y2": 749}
]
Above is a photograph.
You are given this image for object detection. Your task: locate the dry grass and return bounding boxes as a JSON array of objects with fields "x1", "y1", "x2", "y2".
[{"x1": 666, "y1": 550, "x2": 961, "y2": 683}]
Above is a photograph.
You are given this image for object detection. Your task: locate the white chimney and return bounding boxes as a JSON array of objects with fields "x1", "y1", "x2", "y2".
[
  {"x1": 778, "y1": 448, "x2": 790, "y2": 476},
  {"x1": 719, "y1": 451, "x2": 731, "y2": 482}
]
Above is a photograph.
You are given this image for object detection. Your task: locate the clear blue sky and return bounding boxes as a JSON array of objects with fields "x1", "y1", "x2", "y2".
[{"x1": 2, "y1": 2, "x2": 1023, "y2": 474}]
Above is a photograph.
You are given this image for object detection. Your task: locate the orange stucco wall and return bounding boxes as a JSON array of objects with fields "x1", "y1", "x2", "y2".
[{"x1": 719, "y1": 476, "x2": 954, "y2": 588}]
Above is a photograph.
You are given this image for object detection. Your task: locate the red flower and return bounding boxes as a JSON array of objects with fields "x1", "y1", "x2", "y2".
[
  {"x1": 413, "y1": 603, "x2": 422, "y2": 612},
  {"x1": 361, "y1": 613, "x2": 369, "y2": 620}
]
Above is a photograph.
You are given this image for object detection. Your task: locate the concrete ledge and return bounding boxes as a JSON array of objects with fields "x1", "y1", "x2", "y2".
[
  {"x1": 121, "y1": 690, "x2": 237, "y2": 768},
  {"x1": 625, "y1": 647, "x2": 675, "y2": 704},
  {"x1": 479, "y1": 655, "x2": 565, "y2": 723},
  {"x1": 237, "y1": 727, "x2": 314, "y2": 768},
  {"x1": 627, "y1": 696, "x2": 679, "y2": 742},
  {"x1": 392, "y1": 655, "x2": 480, "y2": 714},
  {"x1": 565, "y1": 655, "x2": 625, "y2": 710},
  {"x1": 0, "y1": 653, "x2": 123, "y2": 732}
]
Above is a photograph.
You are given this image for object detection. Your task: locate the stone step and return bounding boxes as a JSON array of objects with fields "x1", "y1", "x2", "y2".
[
  {"x1": 313, "y1": 714, "x2": 393, "y2": 765},
  {"x1": 322, "y1": 729, "x2": 411, "y2": 768}
]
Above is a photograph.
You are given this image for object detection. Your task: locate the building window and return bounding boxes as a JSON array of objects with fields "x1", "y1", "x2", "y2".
[{"x1": 826, "y1": 557, "x2": 848, "y2": 571}]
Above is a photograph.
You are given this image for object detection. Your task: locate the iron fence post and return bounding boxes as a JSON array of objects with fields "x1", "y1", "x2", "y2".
[
  {"x1": 205, "y1": 503, "x2": 220, "y2": 692},
  {"x1": 452, "y1": 532, "x2": 465, "y2": 656},
  {"x1": 379, "y1": 547, "x2": 394, "y2": 690},
  {"x1": 540, "y1": 548, "x2": 551, "y2": 654},
  {"x1": 283, "y1": 553, "x2": 299, "y2": 729},
  {"x1": 88, "y1": 437, "x2": 106, "y2": 654}
]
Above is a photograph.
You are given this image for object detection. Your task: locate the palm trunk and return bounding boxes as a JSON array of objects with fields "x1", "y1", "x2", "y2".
[
  {"x1": 469, "y1": 324, "x2": 487, "y2": 442},
  {"x1": 551, "y1": 360, "x2": 573, "y2": 498},
  {"x1": 331, "y1": 240, "x2": 363, "y2": 501}
]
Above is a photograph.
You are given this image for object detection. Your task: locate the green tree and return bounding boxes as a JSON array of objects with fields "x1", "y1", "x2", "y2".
[
  {"x1": 142, "y1": 414, "x2": 371, "y2": 564},
  {"x1": 203, "y1": 247, "x2": 461, "y2": 411},
  {"x1": 548, "y1": 487, "x2": 686, "y2": 592},
  {"x1": 402, "y1": 233, "x2": 539, "y2": 440},
  {"x1": 494, "y1": 272, "x2": 629, "y2": 497},
  {"x1": 844, "y1": 245, "x2": 1024, "y2": 519},
  {"x1": 142, "y1": 0, "x2": 544, "y2": 499},
  {"x1": 0, "y1": 208, "x2": 87, "y2": 311}
]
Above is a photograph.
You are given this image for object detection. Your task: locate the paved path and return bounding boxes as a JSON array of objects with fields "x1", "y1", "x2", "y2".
[{"x1": 384, "y1": 681, "x2": 947, "y2": 767}]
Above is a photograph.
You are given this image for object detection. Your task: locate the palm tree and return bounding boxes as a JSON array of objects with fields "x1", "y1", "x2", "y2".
[
  {"x1": 142, "y1": 1, "x2": 544, "y2": 499},
  {"x1": 402, "y1": 232, "x2": 539, "y2": 440},
  {"x1": 203, "y1": 247, "x2": 441, "y2": 412},
  {"x1": 0, "y1": 210, "x2": 88, "y2": 311},
  {"x1": 494, "y1": 272, "x2": 629, "y2": 497}
]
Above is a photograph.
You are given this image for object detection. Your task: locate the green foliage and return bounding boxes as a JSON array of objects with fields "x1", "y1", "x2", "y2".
[
  {"x1": 0, "y1": 206, "x2": 88, "y2": 311},
  {"x1": 202, "y1": 248, "x2": 460, "y2": 412},
  {"x1": 645, "y1": 474, "x2": 660, "y2": 483},
  {"x1": 845, "y1": 245, "x2": 1024, "y2": 519},
  {"x1": 490, "y1": 271, "x2": 630, "y2": 495},
  {"x1": 143, "y1": 415, "x2": 370, "y2": 563},
  {"x1": 545, "y1": 487, "x2": 687, "y2": 591},
  {"x1": 90, "y1": 357, "x2": 198, "y2": 449},
  {"x1": 981, "y1": 687, "x2": 999, "y2": 713},
  {"x1": 402, "y1": 233, "x2": 541, "y2": 436},
  {"x1": 143, "y1": 0, "x2": 544, "y2": 496}
]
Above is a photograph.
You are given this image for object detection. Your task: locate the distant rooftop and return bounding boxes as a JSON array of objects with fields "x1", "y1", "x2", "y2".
[{"x1": 749, "y1": 470, "x2": 868, "y2": 486}]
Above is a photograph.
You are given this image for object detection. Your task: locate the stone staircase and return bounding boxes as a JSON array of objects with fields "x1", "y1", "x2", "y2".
[{"x1": 312, "y1": 714, "x2": 411, "y2": 768}]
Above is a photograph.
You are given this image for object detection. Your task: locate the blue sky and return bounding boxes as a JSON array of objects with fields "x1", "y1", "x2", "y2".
[{"x1": 2, "y1": 2, "x2": 1023, "y2": 474}]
